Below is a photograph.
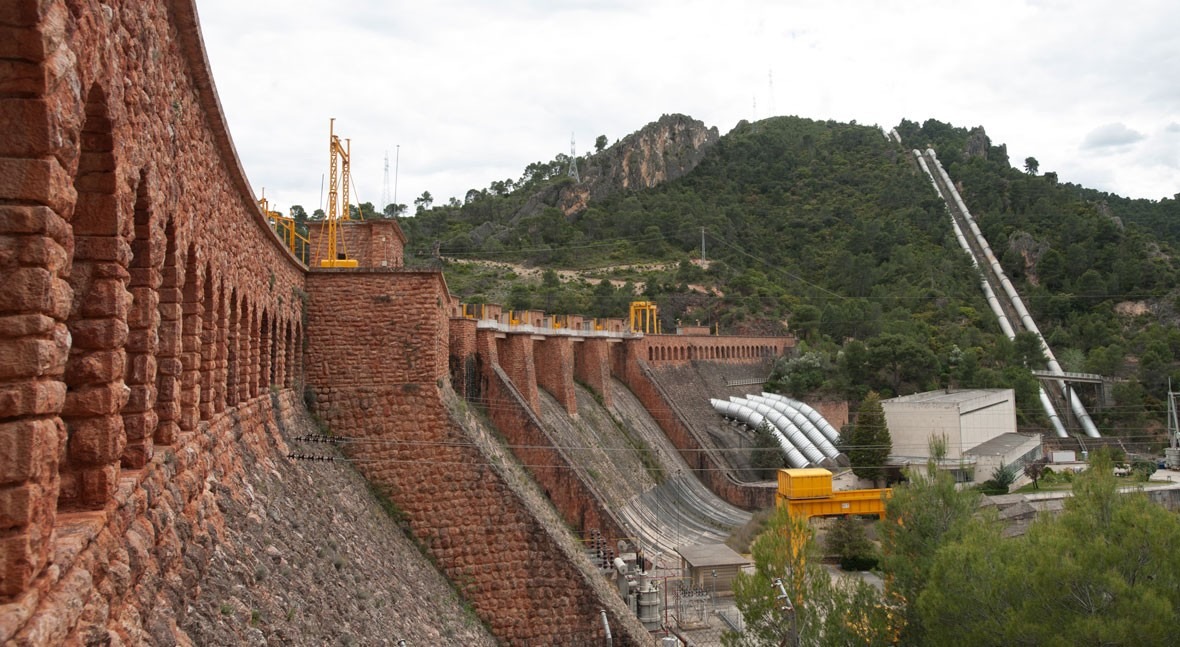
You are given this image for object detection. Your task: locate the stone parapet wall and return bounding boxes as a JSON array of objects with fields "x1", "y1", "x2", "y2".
[
  {"x1": 636, "y1": 333, "x2": 793, "y2": 365},
  {"x1": 1, "y1": 0, "x2": 305, "y2": 600}
]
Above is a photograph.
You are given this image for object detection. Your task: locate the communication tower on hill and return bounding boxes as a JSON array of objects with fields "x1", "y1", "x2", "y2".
[
  {"x1": 381, "y1": 151, "x2": 391, "y2": 214},
  {"x1": 568, "y1": 132, "x2": 580, "y2": 182}
]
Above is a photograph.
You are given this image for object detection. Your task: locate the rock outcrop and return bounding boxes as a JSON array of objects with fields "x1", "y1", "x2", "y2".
[{"x1": 514, "y1": 114, "x2": 720, "y2": 221}]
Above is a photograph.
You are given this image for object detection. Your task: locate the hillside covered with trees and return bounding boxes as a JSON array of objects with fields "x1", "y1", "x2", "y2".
[{"x1": 374, "y1": 114, "x2": 1179, "y2": 442}]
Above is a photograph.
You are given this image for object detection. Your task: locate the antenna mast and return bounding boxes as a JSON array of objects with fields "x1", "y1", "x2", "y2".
[
  {"x1": 568, "y1": 133, "x2": 580, "y2": 182},
  {"x1": 393, "y1": 144, "x2": 400, "y2": 213},
  {"x1": 768, "y1": 69, "x2": 775, "y2": 116},
  {"x1": 381, "y1": 151, "x2": 391, "y2": 214}
]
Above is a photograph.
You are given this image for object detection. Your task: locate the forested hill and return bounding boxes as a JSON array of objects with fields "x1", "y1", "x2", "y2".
[{"x1": 398, "y1": 115, "x2": 1180, "y2": 440}]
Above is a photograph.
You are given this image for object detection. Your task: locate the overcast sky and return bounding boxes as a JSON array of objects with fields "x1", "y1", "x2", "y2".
[{"x1": 196, "y1": 0, "x2": 1179, "y2": 217}]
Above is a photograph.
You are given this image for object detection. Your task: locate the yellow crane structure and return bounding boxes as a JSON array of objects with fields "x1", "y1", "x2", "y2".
[
  {"x1": 260, "y1": 190, "x2": 309, "y2": 262},
  {"x1": 319, "y1": 118, "x2": 359, "y2": 268},
  {"x1": 629, "y1": 300, "x2": 660, "y2": 334}
]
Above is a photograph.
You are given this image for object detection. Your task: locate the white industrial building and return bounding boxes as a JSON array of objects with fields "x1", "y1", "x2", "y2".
[{"x1": 881, "y1": 389, "x2": 1041, "y2": 486}]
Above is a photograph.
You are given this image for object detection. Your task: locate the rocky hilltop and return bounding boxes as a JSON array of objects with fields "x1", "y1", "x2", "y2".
[{"x1": 517, "y1": 114, "x2": 720, "y2": 220}]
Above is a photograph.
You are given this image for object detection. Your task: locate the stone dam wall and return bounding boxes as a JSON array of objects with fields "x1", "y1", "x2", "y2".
[{"x1": 1, "y1": 0, "x2": 801, "y2": 643}]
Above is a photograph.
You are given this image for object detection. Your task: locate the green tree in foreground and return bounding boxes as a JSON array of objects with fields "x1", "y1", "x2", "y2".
[
  {"x1": 917, "y1": 450, "x2": 1180, "y2": 646},
  {"x1": 879, "y1": 439, "x2": 980, "y2": 644},
  {"x1": 845, "y1": 391, "x2": 892, "y2": 483},
  {"x1": 725, "y1": 507, "x2": 897, "y2": 646}
]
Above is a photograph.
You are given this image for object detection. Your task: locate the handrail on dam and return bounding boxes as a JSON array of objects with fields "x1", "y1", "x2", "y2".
[{"x1": 475, "y1": 319, "x2": 640, "y2": 339}]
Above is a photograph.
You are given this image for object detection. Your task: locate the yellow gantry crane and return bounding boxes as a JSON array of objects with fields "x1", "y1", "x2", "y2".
[
  {"x1": 320, "y1": 118, "x2": 359, "y2": 268},
  {"x1": 629, "y1": 301, "x2": 660, "y2": 334}
]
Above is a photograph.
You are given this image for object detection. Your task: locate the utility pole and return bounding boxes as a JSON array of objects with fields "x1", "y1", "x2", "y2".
[
  {"x1": 773, "y1": 578, "x2": 799, "y2": 647},
  {"x1": 701, "y1": 227, "x2": 706, "y2": 263},
  {"x1": 1167, "y1": 380, "x2": 1179, "y2": 469}
]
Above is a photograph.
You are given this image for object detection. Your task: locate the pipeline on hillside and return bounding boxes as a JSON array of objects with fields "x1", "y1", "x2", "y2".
[{"x1": 915, "y1": 149, "x2": 1096, "y2": 438}]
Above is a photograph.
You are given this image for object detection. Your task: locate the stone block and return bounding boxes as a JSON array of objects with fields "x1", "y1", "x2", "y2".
[
  {"x1": 124, "y1": 354, "x2": 156, "y2": 386},
  {"x1": 120, "y1": 438, "x2": 152, "y2": 469},
  {"x1": 156, "y1": 356, "x2": 182, "y2": 378},
  {"x1": 77, "y1": 277, "x2": 130, "y2": 320},
  {"x1": 0, "y1": 378, "x2": 66, "y2": 418},
  {"x1": 70, "y1": 194, "x2": 119, "y2": 236},
  {"x1": 0, "y1": 98, "x2": 52, "y2": 157},
  {"x1": 68, "y1": 317, "x2": 128, "y2": 351},
  {"x1": 0, "y1": 156, "x2": 74, "y2": 216},
  {"x1": 0, "y1": 482, "x2": 38, "y2": 529},
  {"x1": 121, "y1": 410, "x2": 157, "y2": 442},
  {"x1": 122, "y1": 384, "x2": 154, "y2": 413},
  {"x1": 0, "y1": 532, "x2": 36, "y2": 597},
  {"x1": 62, "y1": 382, "x2": 129, "y2": 417},
  {"x1": 0, "y1": 205, "x2": 69, "y2": 240},
  {"x1": 78, "y1": 463, "x2": 119, "y2": 507},
  {"x1": 63, "y1": 348, "x2": 125, "y2": 386},
  {"x1": 0, "y1": 266, "x2": 53, "y2": 315},
  {"x1": 0, "y1": 336, "x2": 67, "y2": 380},
  {"x1": 74, "y1": 235, "x2": 131, "y2": 264},
  {"x1": 66, "y1": 414, "x2": 125, "y2": 465},
  {"x1": 0, "y1": 418, "x2": 57, "y2": 485},
  {"x1": 153, "y1": 420, "x2": 177, "y2": 445},
  {"x1": 0, "y1": 314, "x2": 54, "y2": 338}
]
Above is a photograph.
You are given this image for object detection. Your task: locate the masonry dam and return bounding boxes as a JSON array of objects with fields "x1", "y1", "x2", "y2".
[{"x1": 0, "y1": 1, "x2": 804, "y2": 644}]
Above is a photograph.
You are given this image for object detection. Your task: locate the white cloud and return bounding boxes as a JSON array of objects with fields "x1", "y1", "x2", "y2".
[
  {"x1": 196, "y1": 0, "x2": 1180, "y2": 212},
  {"x1": 1081, "y1": 123, "x2": 1147, "y2": 151}
]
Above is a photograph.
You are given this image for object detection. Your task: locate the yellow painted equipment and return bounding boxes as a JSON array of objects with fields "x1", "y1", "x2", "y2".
[
  {"x1": 260, "y1": 193, "x2": 310, "y2": 261},
  {"x1": 319, "y1": 118, "x2": 359, "y2": 268},
  {"x1": 776, "y1": 468, "x2": 891, "y2": 520},
  {"x1": 462, "y1": 303, "x2": 487, "y2": 320},
  {"x1": 778, "y1": 468, "x2": 834, "y2": 499},
  {"x1": 629, "y1": 301, "x2": 659, "y2": 334}
]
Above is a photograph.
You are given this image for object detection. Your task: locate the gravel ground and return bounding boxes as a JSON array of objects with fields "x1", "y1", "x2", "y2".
[{"x1": 179, "y1": 408, "x2": 497, "y2": 647}]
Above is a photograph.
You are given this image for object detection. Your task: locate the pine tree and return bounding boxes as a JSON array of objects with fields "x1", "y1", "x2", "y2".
[
  {"x1": 846, "y1": 391, "x2": 891, "y2": 482},
  {"x1": 750, "y1": 421, "x2": 785, "y2": 480}
]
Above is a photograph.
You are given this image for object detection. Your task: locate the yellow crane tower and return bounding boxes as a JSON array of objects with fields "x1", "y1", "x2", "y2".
[
  {"x1": 629, "y1": 301, "x2": 660, "y2": 334},
  {"x1": 319, "y1": 118, "x2": 359, "y2": 268}
]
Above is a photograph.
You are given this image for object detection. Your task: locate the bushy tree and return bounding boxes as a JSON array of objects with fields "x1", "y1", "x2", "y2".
[
  {"x1": 845, "y1": 392, "x2": 891, "y2": 482},
  {"x1": 825, "y1": 517, "x2": 876, "y2": 571},
  {"x1": 879, "y1": 445, "x2": 980, "y2": 644},
  {"x1": 725, "y1": 507, "x2": 897, "y2": 646},
  {"x1": 750, "y1": 421, "x2": 785, "y2": 480},
  {"x1": 918, "y1": 450, "x2": 1180, "y2": 645}
]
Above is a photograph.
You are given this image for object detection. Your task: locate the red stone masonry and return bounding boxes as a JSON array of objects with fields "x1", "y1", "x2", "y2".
[
  {"x1": 535, "y1": 336, "x2": 577, "y2": 415},
  {"x1": 636, "y1": 333, "x2": 793, "y2": 365},
  {"x1": 304, "y1": 271, "x2": 648, "y2": 645},
  {"x1": 307, "y1": 219, "x2": 406, "y2": 269},
  {"x1": 1, "y1": 0, "x2": 304, "y2": 639}
]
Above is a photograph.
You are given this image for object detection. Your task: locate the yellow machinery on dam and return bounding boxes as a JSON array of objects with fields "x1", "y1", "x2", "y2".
[{"x1": 776, "y1": 468, "x2": 891, "y2": 519}]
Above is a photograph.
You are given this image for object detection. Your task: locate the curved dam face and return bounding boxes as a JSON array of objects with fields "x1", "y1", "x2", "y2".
[{"x1": 537, "y1": 379, "x2": 753, "y2": 574}]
